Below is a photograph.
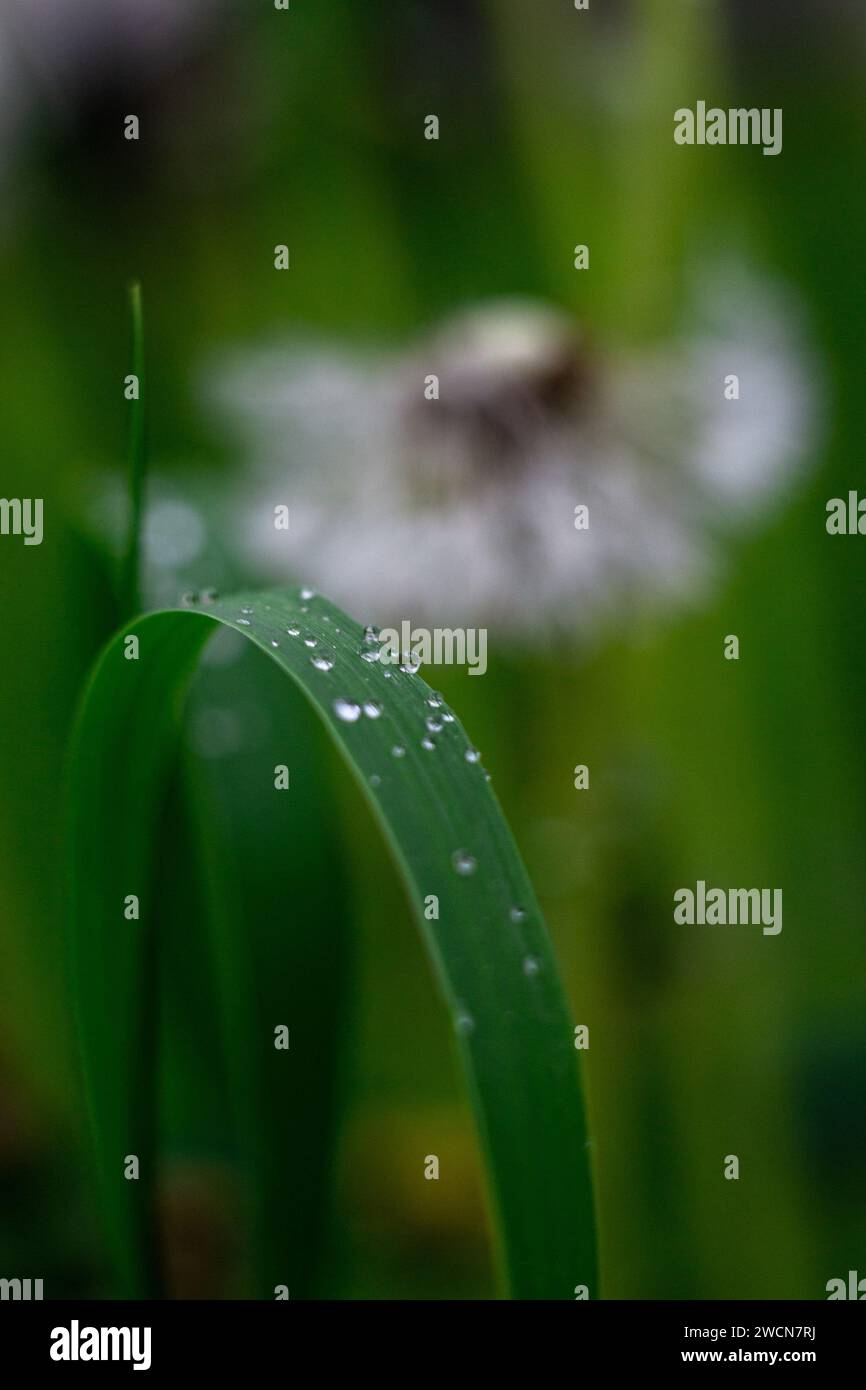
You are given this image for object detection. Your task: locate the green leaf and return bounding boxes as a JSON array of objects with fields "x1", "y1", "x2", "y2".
[{"x1": 68, "y1": 586, "x2": 597, "y2": 1299}]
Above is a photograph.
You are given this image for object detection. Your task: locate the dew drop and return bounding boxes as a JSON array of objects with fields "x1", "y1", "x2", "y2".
[
  {"x1": 311, "y1": 655, "x2": 334, "y2": 672},
  {"x1": 270, "y1": 639, "x2": 279, "y2": 648},
  {"x1": 369, "y1": 773, "x2": 382, "y2": 788},
  {"x1": 360, "y1": 648, "x2": 380, "y2": 664},
  {"x1": 426, "y1": 716, "x2": 444, "y2": 733},
  {"x1": 399, "y1": 653, "x2": 421, "y2": 674},
  {"x1": 286, "y1": 626, "x2": 300, "y2": 637},
  {"x1": 237, "y1": 618, "x2": 252, "y2": 627},
  {"x1": 455, "y1": 1012, "x2": 475, "y2": 1037},
  {"x1": 421, "y1": 737, "x2": 435, "y2": 751},
  {"x1": 523, "y1": 955, "x2": 541, "y2": 978},
  {"x1": 510, "y1": 906, "x2": 527, "y2": 924},
  {"x1": 442, "y1": 711, "x2": 455, "y2": 723},
  {"x1": 200, "y1": 587, "x2": 219, "y2": 603},
  {"x1": 452, "y1": 849, "x2": 477, "y2": 876},
  {"x1": 181, "y1": 591, "x2": 200, "y2": 606},
  {"x1": 426, "y1": 696, "x2": 442, "y2": 709},
  {"x1": 465, "y1": 748, "x2": 481, "y2": 764},
  {"x1": 240, "y1": 606, "x2": 253, "y2": 615},
  {"x1": 300, "y1": 586, "x2": 315, "y2": 601},
  {"x1": 332, "y1": 698, "x2": 361, "y2": 723},
  {"x1": 391, "y1": 745, "x2": 406, "y2": 758},
  {"x1": 363, "y1": 701, "x2": 382, "y2": 719},
  {"x1": 362, "y1": 624, "x2": 380, "y2": 645},
  {"x1": 303, "y1": 637, "x2": 317, "y2": 648}
]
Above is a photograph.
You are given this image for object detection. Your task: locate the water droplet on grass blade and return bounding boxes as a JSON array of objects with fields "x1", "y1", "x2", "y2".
[
  {"x1": 455, "y1": 1012, "x2": 475, "y2": 1037},
  {"x1": 426, "y1": 716, "x2": 444, "y2": 733},
  {"x1": 391, "y1": 745, "x2": 406, "y2": 758},
  {"x1": 287, "y1": 626, "x2": 300, "y2": 637},
  {"x1": 333, "y1": 698, "x2": 361, "y2": 723},
  {"x1": 510, "y1": 906, "x2": 527, "y2": 924},
  {"x1": 465, "y1": 748, "x2": 481, "y2": 764},
  {"x1": 421, "y1": 737, "x2": 435, "y2": 751},
  {"x1": 300, "y1": 587, "x2": 315, "y2": 601},
  {"x1": 311, "y1": 655, "x2": 334, "y2": 671},
  {"x1": 363, "y1": 701, "x2": 382, "y2": 718},
  {"x1": 523, "y1": 955, "x2": 541, "y2": 978},
  {"x1": 452, "y1": 849, "x2": 477, "y2": 876},
  {"x1": 303, "y1": 637, "x2": 317, "y2": 648}
]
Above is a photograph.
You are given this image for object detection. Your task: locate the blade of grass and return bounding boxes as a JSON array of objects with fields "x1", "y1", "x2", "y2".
[
  {"x1": 119, "y1": 281, "x2": 144, "y2": 619},
  {"x1": 68, "y1": 587, "x2": 598, "y2": 1299},
  {"x1": 181, "y1": 651, "x2": 352, "y2": 1299}
]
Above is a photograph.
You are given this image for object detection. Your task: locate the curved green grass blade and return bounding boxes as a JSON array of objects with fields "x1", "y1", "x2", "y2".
[{"x1": 68, "y1": 586, "x2": 597, "y2": 1300}]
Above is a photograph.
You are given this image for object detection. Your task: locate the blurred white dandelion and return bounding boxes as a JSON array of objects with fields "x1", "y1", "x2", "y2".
[{"x1": 202, "y1": 263, "x2": 819, "y2": 643}]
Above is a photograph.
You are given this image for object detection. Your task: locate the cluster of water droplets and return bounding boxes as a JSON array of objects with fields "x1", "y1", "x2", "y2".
[
  {"x1": 278, "y1": 599, "x2": 544, "y2": 997},
  {"x1": 316, "y1": 614, "x2": 504, "y2": 906},
  {"x1": 332, "y1": 697, "x2": 384, "y2": 724},
  {"x1": 448, "y1": 896, "x2": 543, "y2": 1042}
]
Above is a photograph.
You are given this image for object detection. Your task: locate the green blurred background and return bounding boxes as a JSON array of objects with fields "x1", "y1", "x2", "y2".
[{"x1": 0, "y1": 0, "x2": 863, "y2": 1298}]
